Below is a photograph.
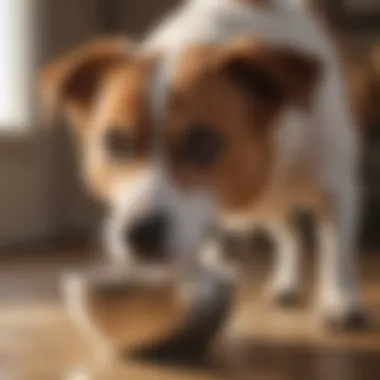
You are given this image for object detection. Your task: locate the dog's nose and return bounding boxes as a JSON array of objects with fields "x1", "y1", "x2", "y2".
[{"x1": 127, "y1": 213, "x2": 168, "y2": 260}]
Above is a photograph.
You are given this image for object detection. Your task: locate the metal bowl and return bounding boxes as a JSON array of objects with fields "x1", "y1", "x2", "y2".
[{"x1": 62, "y1": 265, "x2": 234, "y2": 364}]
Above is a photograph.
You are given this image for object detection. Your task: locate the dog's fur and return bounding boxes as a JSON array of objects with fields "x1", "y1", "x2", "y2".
[{"x1": 41, "y1": 0, "x2": 366, "y2": 329}]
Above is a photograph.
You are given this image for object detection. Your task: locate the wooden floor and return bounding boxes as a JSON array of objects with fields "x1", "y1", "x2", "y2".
[{"x1": 1, "y1": 245, "x2": 380, "y2": 380}]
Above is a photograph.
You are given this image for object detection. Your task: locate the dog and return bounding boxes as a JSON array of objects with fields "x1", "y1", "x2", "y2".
[{"x1": 41, "y1": 0, "x2": 367, "y2": 330}]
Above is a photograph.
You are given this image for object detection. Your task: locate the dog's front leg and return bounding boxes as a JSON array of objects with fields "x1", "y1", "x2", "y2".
[{"x1": 263, "y1": 219, "x2": 302, "y2": 307}]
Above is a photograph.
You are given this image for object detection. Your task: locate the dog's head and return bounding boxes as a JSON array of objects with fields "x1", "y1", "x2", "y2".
[{"x1": 40, "y1": 37, "x2": 320, "y2": 265}]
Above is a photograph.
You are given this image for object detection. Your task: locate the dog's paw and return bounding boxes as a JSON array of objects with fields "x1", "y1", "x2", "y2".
[
  {"x1": 322, "y1": 308, "x2": 370, "y2": 332},
  {"x1": 265, "y1": 281, "x2": 302, "y2": 309},
  {"x1": 316, "y1": 295, "x2": 370, "y2": 332}
]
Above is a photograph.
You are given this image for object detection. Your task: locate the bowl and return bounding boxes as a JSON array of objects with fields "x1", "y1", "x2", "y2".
[{"x1": 62, "y1": 264, "x2": 234, "y2": 364}]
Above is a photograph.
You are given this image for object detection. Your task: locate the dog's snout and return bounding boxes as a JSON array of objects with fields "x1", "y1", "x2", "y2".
[{"x1": 127, "y1": 213, "x2": 168, "y2": 260}]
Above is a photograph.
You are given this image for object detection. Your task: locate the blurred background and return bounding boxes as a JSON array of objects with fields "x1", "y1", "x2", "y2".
[{"x1": 0, "y1": 1, "x2": 380, "y2": 379}]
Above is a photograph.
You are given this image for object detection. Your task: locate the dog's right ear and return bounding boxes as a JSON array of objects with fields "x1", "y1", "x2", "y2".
[{"x1": 40, "y1": 38, "x2": 133, "y2": 133}]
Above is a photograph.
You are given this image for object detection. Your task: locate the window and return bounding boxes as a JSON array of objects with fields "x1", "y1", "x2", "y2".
[{"x1": 0, "y1": 0, "x2": 34, "y2": 131}]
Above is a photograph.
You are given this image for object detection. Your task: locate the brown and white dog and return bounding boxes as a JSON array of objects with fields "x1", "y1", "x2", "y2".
[{"x1": 41, "y1": 0, "x2": 366, "y2": 330}]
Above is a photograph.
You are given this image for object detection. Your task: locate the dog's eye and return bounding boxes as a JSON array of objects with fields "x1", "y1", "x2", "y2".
[
  {"x1": 104, "y1": 130, "x2": 133, "y2": 160},
  {"x1": 178, "y1": 124, "x2": 225, "y2": 167}
]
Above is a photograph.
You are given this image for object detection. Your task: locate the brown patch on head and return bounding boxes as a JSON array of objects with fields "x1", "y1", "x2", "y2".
[{"x1": 166, "y1": 38, "x2": 321, "y2": 212}]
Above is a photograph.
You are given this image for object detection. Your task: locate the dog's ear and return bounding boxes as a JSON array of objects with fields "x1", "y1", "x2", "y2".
[
  {"x1": 40, "y1": 38, "x2": 133, "y2": 132},
  {"x1": 218, "y1": 37, "x2": 322, "y2": 111}
]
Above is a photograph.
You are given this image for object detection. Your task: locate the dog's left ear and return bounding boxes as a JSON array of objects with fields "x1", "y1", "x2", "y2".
[{"x1": 218, "y1": 37, "x2": 322, "y2": 110}]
